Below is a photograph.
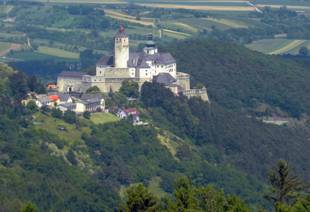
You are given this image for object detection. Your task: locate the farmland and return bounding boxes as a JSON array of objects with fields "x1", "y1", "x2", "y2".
[
  {"x1": 246, "y1": 39, "x2": 310, "y2": 55},
  {"x1": 0, "y1": 0, "x2": 309, "y2": 73},
  {"x1": 136, "y1": 3, "x2": 255, "y2": 12},
  {"x1": 37, "y1": 46, "x2": 80, "y2": 59},
  {"x1": 104, "y1": 9, "x2": 155, "y2": 26}
]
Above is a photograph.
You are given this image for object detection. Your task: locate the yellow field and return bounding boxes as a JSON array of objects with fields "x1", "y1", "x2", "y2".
[
  {"x1": 204, "y1": 17, "x2": 248, "y2": 28},
  {"x1": 137, "y1": 3, "x2": 255, "y2": 11},
  {"x1": 104, "y1": 9, "x2": 155, "y2": 27},
  {"x1": 37, "y1": 46, "x2": 80, "y2": 59},
  {"x1": 270, "y1": 40, "x2": 305, "y2": 55}
]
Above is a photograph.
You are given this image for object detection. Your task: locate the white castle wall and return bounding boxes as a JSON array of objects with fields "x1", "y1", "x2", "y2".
[{"x1": 114, "y1": 37, "x2": 129, "y2": 68}]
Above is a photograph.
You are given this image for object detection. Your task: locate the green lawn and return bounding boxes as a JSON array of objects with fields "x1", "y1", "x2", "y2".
[
  {"x1": 37, "y1": 46, "x2": 80, "y2": 59},
  {"x1": 90, "y1": 112, "x2": 120, "y2": 125}
]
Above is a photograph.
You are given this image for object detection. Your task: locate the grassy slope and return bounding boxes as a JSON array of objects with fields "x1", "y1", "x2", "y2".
[{"x1": 90, "y1": 112, "x2": 120, "y2": 124}]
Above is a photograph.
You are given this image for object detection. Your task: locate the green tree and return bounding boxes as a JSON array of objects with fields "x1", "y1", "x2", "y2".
[
  {"x1": 120, "y1": 184, "x2": 159, "y2": 212},
  {"x1": 173, "y1": 177, "x2": 198, "y2": 210},
  {"x1": 83, "y1": 111, "x2": 91, "y2": 119},
  {"x1": 86, "y1": 86, "x2": 100, "y2": 93},
  {"x1": 26, "y1": 100, "x2": 38, "y2": 113},
  {"x1": 20, "y1": 202, "x2": 38, "y2": 212},
  {"x1": 120, "y1": 80, "x2": 139, "y2": 98},
  {"x1": 265, "y1": 160, "x2": 304, "y2": 209},
  {"x1": 66, "y1": 149, "x2": 78, "y2": 166},
  {"x1": 9, "y1": 72, "x2": 29, "y2": 101},
  {"x1": 299, "y1": 46, "x2": 309, "y2": 56},
  {"x1": 63, "y1": 110, "x2": 76, "y2": 124},
  {"x1": 51, "y1": 108, "x2": 63, "y2": 119},
  {"x1": 27, "y1": 75, "x2": 46, "y2": 94}
]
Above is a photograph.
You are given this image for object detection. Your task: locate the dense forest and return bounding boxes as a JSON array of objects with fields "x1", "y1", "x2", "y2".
[{"x1": 162, "y1": 38, "x2": 310, "y2": 117}]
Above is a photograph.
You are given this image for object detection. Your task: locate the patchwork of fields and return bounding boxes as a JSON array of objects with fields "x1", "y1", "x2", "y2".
[{"x1": 1, "y1": 0, "x2": 309, "y2": 62}]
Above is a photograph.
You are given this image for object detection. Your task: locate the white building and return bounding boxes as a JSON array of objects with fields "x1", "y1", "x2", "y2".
[{"x1": 57, "y1": 26, "x2": 208, "y2": 101}]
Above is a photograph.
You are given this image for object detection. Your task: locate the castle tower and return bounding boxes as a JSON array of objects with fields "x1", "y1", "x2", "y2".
[{"x1": 114, "y1": 26, "x2": 129, "y2": 68}]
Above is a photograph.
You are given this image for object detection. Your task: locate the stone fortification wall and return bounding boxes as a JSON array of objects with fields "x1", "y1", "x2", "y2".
[{"x1": 176, "y1": 72, "x2": 190, "y2": 91}]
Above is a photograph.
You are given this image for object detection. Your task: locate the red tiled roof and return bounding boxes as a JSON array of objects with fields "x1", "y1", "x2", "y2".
[
  {"x1": 48, "y1": 95, "x2": 60, "y2": 102},
  {"x1": 124, "y1": 108, "x2": 140, "y2": 116}
]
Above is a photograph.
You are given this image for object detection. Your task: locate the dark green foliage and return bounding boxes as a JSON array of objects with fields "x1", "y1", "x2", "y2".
[
  {"x1": 20, "y1": 202, "x2": 38, "y2": 212},
  {"x1": 51, "y1": 108, "x2": 63, "y2": 119},
  {"x1": 8, "y1": 72, "x2": 29, "y2": 101},
  {"x1": 120, "y1": 184, "x2": 159, "y2": 212},
  {"x1": 83, "y1": 111, "x2": 91, "y2": 119},
  {"x1": 299, "y1": 46, "x2": 309, "y2": 56},
  {"x1": 265, "y1": 160, "x2": 304, "y2": 208},
  {"x1": 27, "y1": 75, "x2": 46, "y2": 94},
  {"x1": 163, "y1": 38, "x2": 310, "y2": 117},
  {"x1": 141, "y1": 82, "x2": 310, "y2": 183},
  {"x1": 121, "y1": 178, "x2": 251, "y2": 212},
  {"x1": 120, "y1": 80, "x2": 139, "y2": 98},
  {"x1": 66, "y1": 149, "x2": 78, "y2": 166},
  {"x1": 26, "y1": 100, "x2": 38, "y2": 113},
  {"x1": 63, "y1": 110, "x2": 76, "y2": 124},
  {"x1": 86, "y1": 86, "x2": 100, "y2": 94}
]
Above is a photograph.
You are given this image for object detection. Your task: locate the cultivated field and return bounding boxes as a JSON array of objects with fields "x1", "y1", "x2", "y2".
[
  {"x1": 246, "y1": 39, "x2": 310, "y2": 55},
  {"x1": 162, "y1": 29, "x2": 191, "y2": 39},
  {"x1": 104, "y1": 9, "x2": 155, "y2": 27},
  {"x1": 203, "y1": 17, "x2": 248, "y2": 28},
  {"x1": 257, "y1": 4, "x2": 310, "y2": 11},
  {"x1": 36, "y1": 46, "x2": 80, "y2": 59},
  {"x1": 0, "y1": 42, "x2": 21, "y2": 57},
  {"x1": 137, "y1": 3, "x2": 255, "y2": 11}
]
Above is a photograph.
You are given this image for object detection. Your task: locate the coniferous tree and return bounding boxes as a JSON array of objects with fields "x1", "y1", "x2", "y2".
[{"x1": 265, "y1": 160, "x2": 304, "y2": 209}]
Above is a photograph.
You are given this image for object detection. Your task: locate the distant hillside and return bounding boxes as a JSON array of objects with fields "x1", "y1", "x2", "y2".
[{"x1": 163, "y1": 38, "x2": 310, "y2": 117}]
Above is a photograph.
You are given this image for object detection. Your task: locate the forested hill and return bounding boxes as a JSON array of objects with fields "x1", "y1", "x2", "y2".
[
  {"x1": 162, "y1": 39, "x2": 310, "y2": 117},
  {"x1": 1, "y1": 61, "x2": 310, "y2": 210}
]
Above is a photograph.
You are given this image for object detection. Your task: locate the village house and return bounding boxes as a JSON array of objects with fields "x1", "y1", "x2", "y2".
[
  {"x1": 57, "y1": 93, "x2": 105, "y2": 114},
  {"x1": 116, "y1": 108, "x2": 147, "y2": 125},
  {"x1": 22, "y1": 92, "x2": 105, "y2": 114}
]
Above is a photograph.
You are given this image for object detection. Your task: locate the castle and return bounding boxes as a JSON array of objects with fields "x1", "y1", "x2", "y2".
[{"x1": 57, "y1": 27, "x2": 209, "y2": 101}]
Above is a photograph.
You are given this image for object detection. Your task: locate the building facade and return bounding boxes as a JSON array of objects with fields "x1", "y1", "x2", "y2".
[{"x1": 57, "y1": 27, "x2": 208, "y2": 101}]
